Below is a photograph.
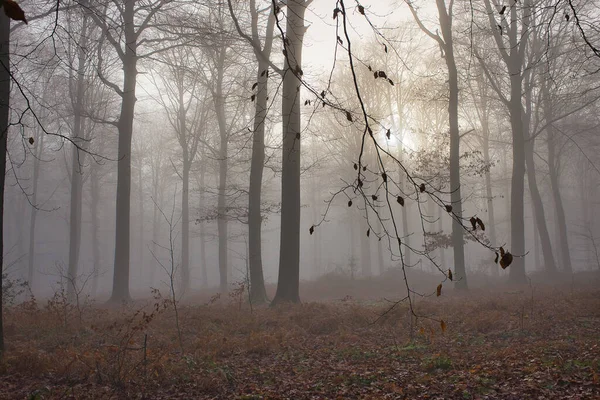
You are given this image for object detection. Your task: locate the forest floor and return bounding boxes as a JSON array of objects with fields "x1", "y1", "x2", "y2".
[{"x1": 1, "y1": 270, "x2": 600, "y2": 399}]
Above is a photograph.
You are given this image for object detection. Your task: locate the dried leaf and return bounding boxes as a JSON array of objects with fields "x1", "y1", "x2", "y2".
[
  {"x1": 346, "y1": 111, "x2": 353, "y2": 122},
  {"x1": 378, "y1": 70, "x2": 387, "y2": 79},
  {"x1": 348, "y1": 200, "x2": 353, "y2": 207},
  {"x1": 4, "y1": 0, "x2": 27, "y2": 24},
  {"x1": 28, "y1": 137, "x2": 34, "y2": 145},
  {"x1": 353, "y1": 163, "x2": 358, "y2": 171},
  {"x1": 476, "y1": 217, "x2": 485, "y2": 231},
  {"x1": 499, "y1": 5, "x2": 506, "y2": 15},
  {"x1": 500, "y1": 252, "x2": 513, "y2": 269},
  {"x1": 333, "y1": 7, "x2": 341, "y2": 19},
  {"x1": 371, "y1": 195, "x2": 378, "y2": 201},
  {"x1": 381, "y1": 172, "x2": 387, "y2": 182},
  {"x1": 419, "y1": 183, "x2": 426, "y2": 193},
  {"x1": 384, "y1": 44, "x2": 388, "y2": 53},
  {"x1": 448, "y1": 269, "x2": 453, "y2": 281},
  {"x1": 321, "y1": 90, "x2": 326, "y2": 98},
  {"x1": 397, "y1": 196, "x2": 404, "y2": 206},
  {"x1": 470, "y1": 216, "x2": 477, "y2": 231},
  {"x1": 386, "y1": 129, "x2": 391, "y2": 139},
  {"x1": 445, "y1": 205, "x2": 452, "y2": 213},
  {"x1": 440, "y1": 320, "x2": 447, "y2": 332},
  {"x1": 358, "y1": 5, "x2": 365, "y2": 15},
  {"x1": 499, "y1": 246, "x2": 505, "y2": 257},
  {"x1": 494, "y1": 252, "x2": 499, "y2": 264},
  {"x1": 436, "y1": 283, "x2": 442, "y2": 297},
  {"x1": 252, "y1": 82, "x2": 258, "y2": 90},
  {"x1": 366, "y1": 228, "x2": 370, "y2": 237},
  {"x1": 250, "y1": 94, "x2": 255, "y2": 102},
  {"x1": 388, "y1": 78, "x2": 394, "y2": 86},
  {"x1": 309, "y1": 225, "x2": 314, "y2": 235}
]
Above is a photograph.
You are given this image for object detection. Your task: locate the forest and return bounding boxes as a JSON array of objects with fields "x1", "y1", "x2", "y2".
[{"x1": 0, "y1": 0, "x2": 599, "y2": 398}]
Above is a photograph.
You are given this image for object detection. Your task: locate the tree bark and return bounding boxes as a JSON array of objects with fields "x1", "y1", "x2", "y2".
[
  {"x1": 214, "y1": 47, "x2": 229, "y2": 294},
  {"x1": 90, "y1": 161, "x2": 100, "y2": 298},
  {"x1": 271, "y1": 0, "x2": 309, "y2": 305},
  {"x1": 181, "y1": 160, "x2": 190, "y2": 291},
  {"x1": 248, "y1": 58, "x2": 269, "y2": 303},
  {"x1": 109, "y1": 0, "x2": 137, "y2": 303},
  {"x1": 27, "y1": 130, "x2": 43, "y2": 287},
  {"x1": 67, "y1": 12, "x2": 89, "y2": 301},
  {"x1": 436, "y1": 0, "x2": 467, "y2": 289},
  {"x1": 0, "y1": 10, "x2": 10, "y2": 355}
]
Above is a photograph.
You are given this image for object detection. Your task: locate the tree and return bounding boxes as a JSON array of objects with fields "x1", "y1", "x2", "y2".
[
  {"x1": 407, "y1": 0, "x2": 467, "y2": 289},
  {"x1": 227, "y1": 0, "x2": 276, "y2": 304},
  {"x1": 88, "y1": 0, "x2": 174, "y2": 303},
  {"x1": 150, "y1": 45, "x2": 209, "y2": 293},
  {"x1": 271, "y1": 0, "x2": 312, "y2": 305},
  {"x1": 67, "y1": 6, "x2": 91, "y2": 300},
  {"x1": 0, "y1": 8, "x2": 10, "y2": 357}
]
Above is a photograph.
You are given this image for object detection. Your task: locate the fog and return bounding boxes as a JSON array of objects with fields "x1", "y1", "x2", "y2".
[{"x1": 2, "y1": 0, "x2": 599, "y2": 302}]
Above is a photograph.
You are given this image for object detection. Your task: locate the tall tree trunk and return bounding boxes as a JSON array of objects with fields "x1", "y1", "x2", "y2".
[
  {"x1": 214, "y1": 48, "x2": 229, "y2": 294},
  {"x1": 436, "y1": 0, "x2": 466, "y2": 289},
  {"x1": 67, "y1": 12, "x2": 89, "y2": 300},
  {"x1": 109, "y1": 1, "x2": 137, "y2": 303},
  {"x1": 246, "y1": 2, "x2": 275, "y2": 304},
  {"x1": 248, "y1": 58, "x2": 269, "y2": 303},
  {"x1": 271, "y1": 0, "x2": 309, "y2": 305},
  {"x1": 0, "y1": 11, "x2": 10, "y2": 355},
  {"x1": 27, "y1": 131, "x2": 43, "y2": 287},
  {"x1": 543, "y1": 84, "x2": 572, "y2": 273}
]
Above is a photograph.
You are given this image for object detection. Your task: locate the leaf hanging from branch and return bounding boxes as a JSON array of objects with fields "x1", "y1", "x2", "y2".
[
  {"x1": 500, "y1": 252, "x2": 513, "y2": 269},
  {"x1": 436, "y1": 284, "x2": 442, "y2": 297},
  {"x1": 3, "y1": 0, "x2": 27, "y2": 24}
]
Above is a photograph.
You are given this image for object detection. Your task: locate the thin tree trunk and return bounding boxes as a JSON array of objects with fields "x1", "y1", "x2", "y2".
[
  {"x1": 271, "y1": 0, "x2": 309, "y2": 305},
  {"x1": 523, "y1": 83, "x2": 557, "y2": 273},
  {"x1": 436, "y1": 0, "x2": 466, "y2": 289},
  {"x1": 360, "y1": 215, "x2": 372, "y2": 277},
  {"x1": 214, "y1": 48, "x2": 229, "y2": 294},
  {"x1": 198, "y1": 149, "x2": 208, "y2": 286},
  {"x1": 543, "y1": 84, "x2": 572, "y2": 273},
  {"x1": 67, "y1": 12, "x2": 90, "y2": 300},
  {"x1": 90, "y1": 163, "x2": 100, "y2": 298},
  {"x1": 181, "y1": 161, "x2": 190, "y2": 292},
  {"x1": 137, "y1": 153, "x2": 145, "y2": 290},
  {"x1": 27, "y1": 131, "x2": 43, "y2": 287}
]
